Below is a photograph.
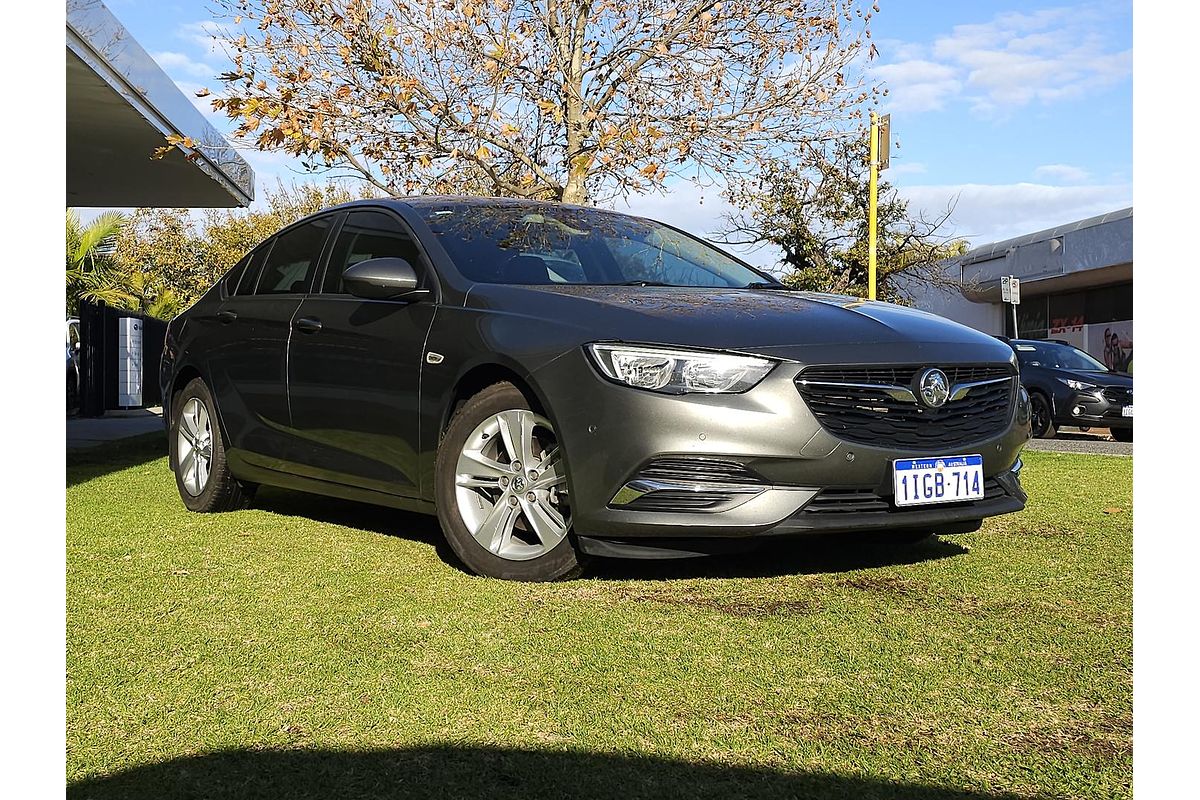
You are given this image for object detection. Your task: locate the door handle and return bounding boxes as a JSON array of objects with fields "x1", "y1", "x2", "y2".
[
  {"x1": 216, "y1": 310, "x2": 238, "y2": 324},
  {"x1": 294, "y1": 317, "x2": 322, "y2": 334}
]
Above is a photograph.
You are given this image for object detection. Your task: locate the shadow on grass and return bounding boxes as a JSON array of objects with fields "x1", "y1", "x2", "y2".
[
  {"x1": 66, "y1": 745, "x2": 1028, "y2": 800},
  {"x1": 251, "y1": 485, "x2": 966, "y2": 581},
  {"x1": 66, "y1": 433, "x2": 168, "y2": 489},
  {"x1": 253, "y1": 486, "x2": 444, "y2": 548},
  {"x1": 584, "y1": 534, "x2": 967, "y2": 581}
]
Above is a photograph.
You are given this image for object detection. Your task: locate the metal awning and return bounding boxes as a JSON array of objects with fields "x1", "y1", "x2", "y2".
[
  {"x1": 957, "y1": 207, "x2": 1132, "y2": 303},
  {"x1": 66, "y1": 0, "x2": 254, "y2": 207}
]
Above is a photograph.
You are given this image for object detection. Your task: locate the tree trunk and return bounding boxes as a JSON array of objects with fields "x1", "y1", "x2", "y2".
[{"x1": 561, "y1": 165, "x2": 589, "y2": 205}]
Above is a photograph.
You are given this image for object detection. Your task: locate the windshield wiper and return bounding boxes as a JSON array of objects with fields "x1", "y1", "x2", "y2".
[
  {"x1": 611, "y1": 280, "x2": 674, "y2": 287},
  {"x1": 744, "y1": 281, "x2": 791, "y2": 290}
]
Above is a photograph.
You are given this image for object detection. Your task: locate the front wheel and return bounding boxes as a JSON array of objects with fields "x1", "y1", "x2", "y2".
[
  {"x1": 170, "y1": 377, "x2": 253, "y2": 512},
  {"x1": 1111, "y1": 427, "x2": 1133, "y2": 443},
  {"x1": 435, "y1": 382, "x2": 582, "y2": 581},
  {"x1": 1030, "y1": 392, "x2": 1056, "y2": 439}
]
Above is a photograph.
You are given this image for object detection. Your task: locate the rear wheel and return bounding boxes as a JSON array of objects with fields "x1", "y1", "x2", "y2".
[
  {"x1": 170, "y1": 377, "x2": 253, "y2": 512},
  {"x1": 1030, "y1": 392, "x2": 1056, "y2": 439},
  {"x1": 435, "y1": 382, "x2": 582, "y2": 581},
  {"x1": 1111, "y1": 427, "x2": 1133, "y2": 442}
]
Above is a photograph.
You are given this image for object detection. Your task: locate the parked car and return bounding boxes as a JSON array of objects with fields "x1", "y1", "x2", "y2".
[
  {"x1": 66, "y1": 317, "x2": 81, "y2": 413},
  {"x1": 161, "y1": 198, "x2": 1031, "y2": 581},
  {"x1": 1002, "y1": 338, "x2": 1132, "y2": 442}
]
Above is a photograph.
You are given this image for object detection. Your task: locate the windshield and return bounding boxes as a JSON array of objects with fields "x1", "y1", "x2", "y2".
[
  {"x1": 1013, "y1": 341, "x2": 1109, "y2": 372},
  {"x1": 417, "y1": 204, "x2": 772, "y2": 288}
]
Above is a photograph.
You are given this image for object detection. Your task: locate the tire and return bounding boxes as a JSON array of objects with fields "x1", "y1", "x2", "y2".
[
  {"x1": 1111, "y1": 427, "x2": 1133, "y2": 443},
  {"x1": 1029, "y1": 392, "x2": 1056, "y2": 439},
  {"x1": 435, "y1": 382, "x2": 583, "y2": 581},
  {"x1": 169, "y1": 377, "x2": 254, "y2": 513}
]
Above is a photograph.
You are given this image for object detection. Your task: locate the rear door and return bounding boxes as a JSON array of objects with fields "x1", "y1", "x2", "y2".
[
  {"x1": 286, "y1": 208, "x2": 437, "y2": 497},
  {"x1": 208, "y1": 215, "x2": 335, "y2": 467}
]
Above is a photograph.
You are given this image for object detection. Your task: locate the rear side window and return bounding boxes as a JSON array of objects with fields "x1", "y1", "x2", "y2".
[
  {"x1": 234, "y1": 245, "x2": 271, "y2": 296},
  {"x1": 222, "y1": 255, "x2": 248, "y2": 296},
  {"x1": 322, "y1": 210, "x2": 424, "y2": 294},
  {"x1": 255, "y1": 217, "x2": 334, "y2": 295}
]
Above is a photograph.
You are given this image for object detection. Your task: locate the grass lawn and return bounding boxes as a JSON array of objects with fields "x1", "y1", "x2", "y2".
[{"x1": 66, "y1": 437, "x2": 1131, "y2": 799}]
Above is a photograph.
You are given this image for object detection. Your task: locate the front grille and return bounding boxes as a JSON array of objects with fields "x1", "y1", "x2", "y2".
[
  {"x1": 635, "y1": 457, "x2": 765, "y2": 485},
  {"x1": 803, "y1": 479, "x2": 1005, "y2": 515},
  {"x1": 1102, "y1": 386, "x2": 1132, "y2": 404},
  {"x1": 796, "y1": 364, "x2": 1015, "y2": 450}
]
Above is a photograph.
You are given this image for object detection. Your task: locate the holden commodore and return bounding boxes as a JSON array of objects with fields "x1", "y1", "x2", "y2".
[{"x1": 161, "y1": 197, "x2": 1031, "y2": 581}]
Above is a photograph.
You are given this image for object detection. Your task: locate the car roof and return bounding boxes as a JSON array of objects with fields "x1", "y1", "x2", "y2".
[{"x1": 324, "y1": 195, "x2": 635, "y2": 217}]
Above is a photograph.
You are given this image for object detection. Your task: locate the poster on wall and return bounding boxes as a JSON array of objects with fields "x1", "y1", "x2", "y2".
[
  {"x1": 1048, "y1": 313, "x2": 1086, "y2": 352},
  {"x1": 1091, "y1": 321, "x2": 1133, "y2": 373}
]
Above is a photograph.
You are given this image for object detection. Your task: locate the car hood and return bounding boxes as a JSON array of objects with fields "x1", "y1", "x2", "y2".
[{"x1": 466, "y1": 284, "x2": 1015, "y2": 363}]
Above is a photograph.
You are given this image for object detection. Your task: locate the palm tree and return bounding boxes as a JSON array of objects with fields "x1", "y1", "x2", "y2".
[{"x1": 66, "y1": 210, "x2": 132, "y2": 312}]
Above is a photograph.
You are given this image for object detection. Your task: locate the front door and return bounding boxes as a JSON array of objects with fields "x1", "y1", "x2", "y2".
[{"x1": 286, "y1": 208, "x2": 437, "y2": 497}]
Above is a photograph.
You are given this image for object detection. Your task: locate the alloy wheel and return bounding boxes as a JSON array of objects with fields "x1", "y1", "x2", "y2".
[
  {"x1": 454, "y1": 409, "x2": 570, "y2": 561},
  {"x1": 177, "y1": 397, "x2": 213, "y2": 496}
]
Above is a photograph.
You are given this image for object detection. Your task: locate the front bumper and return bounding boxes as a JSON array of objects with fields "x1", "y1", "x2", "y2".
[
  {"x1": 1054, "y1": 389, "x2": 1133, "y2": 429},
  {"x1": 533, "y1": 349, "x2": 1030, "y2": 546}
]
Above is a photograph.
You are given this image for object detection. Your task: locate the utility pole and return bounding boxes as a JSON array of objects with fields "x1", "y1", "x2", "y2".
[
  {"x1": 868, "y1": 112, "x2": 878, "y2": 300},
  {"x1": 867, "y1": 113, "x2": 889, "y2": 301}
]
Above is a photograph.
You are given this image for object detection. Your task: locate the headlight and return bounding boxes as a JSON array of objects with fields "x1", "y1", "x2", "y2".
[
  {"x1": 586, "y1": 343, "x2": 775, "y2": 394},
  {"x1": 1058, "y1": 378, "x2": 1097, "y2": 391}
]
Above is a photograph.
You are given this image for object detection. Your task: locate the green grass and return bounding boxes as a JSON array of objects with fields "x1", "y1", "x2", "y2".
[{"x1": 67, "y1": 440, "x2": 1131, "y2": 799}]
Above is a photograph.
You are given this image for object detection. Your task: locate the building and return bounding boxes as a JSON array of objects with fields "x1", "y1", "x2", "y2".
[
  {"x1": 67, "y1": 0, "x2": 256, "y2": 417},
  {"x1": 917, "y1": 208, "x2": 1132, "y2": 372},
  {"x1": 67, "y1": 0, "x2": 254, "y2": 208}
]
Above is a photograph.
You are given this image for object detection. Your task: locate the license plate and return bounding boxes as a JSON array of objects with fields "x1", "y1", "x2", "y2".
[
  {"x1": 1122, "y1": 405, "x2": 1133, "y2": 417},
  {"x1": 893, "y1": 454, "x2": 984, "y2": 507}
]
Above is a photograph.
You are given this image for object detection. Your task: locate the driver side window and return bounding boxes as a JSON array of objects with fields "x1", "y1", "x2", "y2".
[{"x1": 322, "y1": 210, "x2": 424, "y2": 294}]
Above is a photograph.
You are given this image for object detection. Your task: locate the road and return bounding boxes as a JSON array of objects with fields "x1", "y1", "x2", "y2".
[{"x1": 1024, "y1": 430, "x2": 1132, "y2": 457}]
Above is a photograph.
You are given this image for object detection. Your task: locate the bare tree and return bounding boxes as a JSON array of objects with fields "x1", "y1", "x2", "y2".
[{"x1": 197, "y1": 0, "x2": 878, "y2": 203}]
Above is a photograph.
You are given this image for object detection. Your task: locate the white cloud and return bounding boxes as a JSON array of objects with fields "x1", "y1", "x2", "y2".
[
  {"x1": 177, "y1": 20, "x2": 235, "y2": 61},
  {"x1": 874, "y1": 3, "x2": 1130, "y2": 117},
  {"x1": 899, "y1": 180, "x2": 1132, "y2": 245},
  {"x1": 151, "y1": 51, "x2": 215, "y2": 80},
  {"x1": 1033, "y1": 163, "x2": 1091, "y2": 183},
  {"x1": 874, "y1": 59, "x2": 962, "y2": 113},
  {"x1": 886, "y1": 161, "x2": 928, "y2": 178}
]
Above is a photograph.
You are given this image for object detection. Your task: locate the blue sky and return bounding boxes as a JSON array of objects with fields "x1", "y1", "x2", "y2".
[{"x1": 101, "y1": 0, "x2": 1132, "y2": 263}]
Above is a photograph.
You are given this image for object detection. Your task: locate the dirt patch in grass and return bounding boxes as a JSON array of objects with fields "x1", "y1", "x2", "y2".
[
  {"x1": 839, "y1": 574, "x2": 926, "y2": 597},
  {"x1": 778, "y1": 709, "x2": 939, "y2": 752},
  {"x1": 1006, "y1": 713, "x2": 1132, "y2": 762},
  {"x1": 553, "y1": 584, "x2": 823, "y2": 618},
  {"x1": 627, "y1": 589, "x2": 822, "y2": 618}
]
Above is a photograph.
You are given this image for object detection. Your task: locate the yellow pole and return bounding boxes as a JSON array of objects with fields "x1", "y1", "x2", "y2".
[{"x1": 868, "y1": 111, "x2": 878, "y2": 301}]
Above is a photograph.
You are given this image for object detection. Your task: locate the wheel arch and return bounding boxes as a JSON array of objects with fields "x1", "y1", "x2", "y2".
[{"x1": 439, "y1": 361, "x2": 554, "y2": 443}]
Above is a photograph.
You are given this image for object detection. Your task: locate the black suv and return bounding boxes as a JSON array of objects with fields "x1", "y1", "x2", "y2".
[{"x1": 1004, "y1": 338, "x2": 1132, "y2": 441}]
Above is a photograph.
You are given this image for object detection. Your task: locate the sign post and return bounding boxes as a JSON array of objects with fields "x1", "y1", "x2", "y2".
[
  {"x1": 867, "y1": 113, "x2": 890, "y2": 301},
  {"x1": 1001, "y1": 275, "x2": 1021, "y2": 337}
]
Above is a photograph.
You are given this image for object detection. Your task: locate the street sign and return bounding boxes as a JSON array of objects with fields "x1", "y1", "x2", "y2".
[
  {"x1": 878, "y1": 114, "x2": 890, "y2": 171},
  {"x1": 1001, "y1": 275, "x2": 1021, "y2": 305}
]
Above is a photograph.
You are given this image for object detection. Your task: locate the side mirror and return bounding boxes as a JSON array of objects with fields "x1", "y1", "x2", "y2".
[{"x1": 342, "y1": 257, "x2": 430, "y2": 301}]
